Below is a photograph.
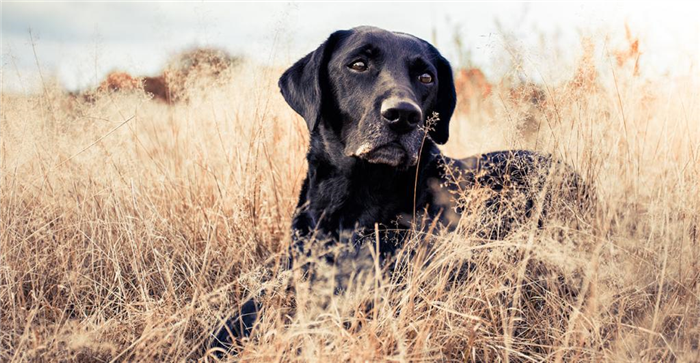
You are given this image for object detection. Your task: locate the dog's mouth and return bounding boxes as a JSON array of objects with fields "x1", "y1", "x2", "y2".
[{"x1": 355, "y1": 141, "x2": 418, "y2": 167}]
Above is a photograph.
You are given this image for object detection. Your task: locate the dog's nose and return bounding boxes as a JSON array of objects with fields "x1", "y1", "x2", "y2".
[{"x1": 381, "y1": 99, "x2": 422, "y2": 133}]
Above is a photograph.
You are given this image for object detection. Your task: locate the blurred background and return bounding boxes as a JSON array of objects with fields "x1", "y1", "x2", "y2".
[{"x1": 3, "y1": 2, "x2": 699, "y2": 93}]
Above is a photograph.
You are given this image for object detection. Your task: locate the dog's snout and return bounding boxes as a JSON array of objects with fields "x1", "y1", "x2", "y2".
[{"x1": 381, "y1": 99, "x2": 422, "y2": 132}]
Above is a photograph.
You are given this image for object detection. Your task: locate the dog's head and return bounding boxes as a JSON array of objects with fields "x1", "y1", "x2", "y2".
[{"x1": 279, "y1": 26, "x2": 456, "y2": 168}]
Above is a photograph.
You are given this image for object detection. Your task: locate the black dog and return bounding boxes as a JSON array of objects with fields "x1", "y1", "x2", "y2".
[{"x1": 211, "y1": 26, "x2": 589, "y2": 353}]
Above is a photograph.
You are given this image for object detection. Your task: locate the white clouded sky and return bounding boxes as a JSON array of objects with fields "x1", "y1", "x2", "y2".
[{"x1": 2, "y1": 2, "x2": 698, "y2": 92}]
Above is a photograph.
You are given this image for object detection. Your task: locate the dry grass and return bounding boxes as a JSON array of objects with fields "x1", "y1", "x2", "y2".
[{"x1": 1, "y1": 30, "x2": 699, "y2": 362}]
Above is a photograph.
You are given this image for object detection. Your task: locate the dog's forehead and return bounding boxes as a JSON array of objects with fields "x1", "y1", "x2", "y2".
[{"x1": 336, "y1": 27, "x2": 430, "y2": 59}]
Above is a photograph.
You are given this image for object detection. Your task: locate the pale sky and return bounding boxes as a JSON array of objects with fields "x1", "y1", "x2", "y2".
[{"x1": 2, "y1": 2, "x2": 699, "y2": 92}]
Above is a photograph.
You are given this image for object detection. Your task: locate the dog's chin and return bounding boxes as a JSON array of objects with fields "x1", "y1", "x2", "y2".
[{"x1": 360, "y1": 142, "x2": 418, "y2": 168}]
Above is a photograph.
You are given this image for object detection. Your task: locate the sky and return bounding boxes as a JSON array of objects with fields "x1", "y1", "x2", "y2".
[{"x1": 2, "y1": 2, "x2": 699, "y2": 92}]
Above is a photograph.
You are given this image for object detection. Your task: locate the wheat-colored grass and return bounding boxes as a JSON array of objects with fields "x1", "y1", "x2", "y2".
[{"x1": 1, "y1": 32, "x2": 699, "y2": 362}]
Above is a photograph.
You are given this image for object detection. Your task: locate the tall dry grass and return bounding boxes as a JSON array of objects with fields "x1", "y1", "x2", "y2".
[{"x1": 1, "y1": 31, "x2": 699, "y2": 362}]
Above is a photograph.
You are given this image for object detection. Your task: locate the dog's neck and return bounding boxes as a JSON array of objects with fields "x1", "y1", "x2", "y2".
[{"x1": 293, "y1": 126, "x2": 444, "y2": 242}]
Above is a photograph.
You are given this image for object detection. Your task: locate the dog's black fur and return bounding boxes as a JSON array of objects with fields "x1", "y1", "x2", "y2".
[{"x1": 211, "y1": 26, "x2": 589, "y2": 353}]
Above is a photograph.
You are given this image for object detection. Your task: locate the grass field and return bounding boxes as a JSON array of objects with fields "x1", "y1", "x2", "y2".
[{"x1": 1, "y1": 29, "x2": 699, "y2": 362}]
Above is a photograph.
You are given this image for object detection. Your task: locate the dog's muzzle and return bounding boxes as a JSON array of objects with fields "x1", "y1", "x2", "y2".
[{"x1": 348, "y1": 97, "x2": 425, "y2": 168}]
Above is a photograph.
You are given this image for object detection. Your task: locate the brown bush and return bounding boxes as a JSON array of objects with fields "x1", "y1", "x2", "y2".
[
  {"x1": 161, "y1": 48, "x2": 241, "y2": 103},
  {"x1": 454, "y1": 67, "x2": 492, "y2": 114},
  {"x1": 74, "y1": 48, "x2": 240, "y2": 104},
  {"x1": 96, "y1": 71, "x2": 141, "y2": 93},
  {"x1": 614, "y1": 23, "x2": 641, "y2": 76},
  {"x1": 142, "y1": 75, "x2": 173, "y2": 104}
]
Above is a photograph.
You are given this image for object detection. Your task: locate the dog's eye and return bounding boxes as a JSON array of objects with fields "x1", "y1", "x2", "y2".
[
  {"x1": 349, "y1": 60, "x2": 368, "y2": 72},
  {"x1": 418, "y1": 73, "x2": 433, "y2": 84}
]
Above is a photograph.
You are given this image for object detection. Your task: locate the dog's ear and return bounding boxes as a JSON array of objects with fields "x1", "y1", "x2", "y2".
[
  {"x1": 426, "y1": 45, "x2": 457, "y2": 145},
  {"x1": 279, "y1": 30, "x2": 350, "y2": 131}
]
